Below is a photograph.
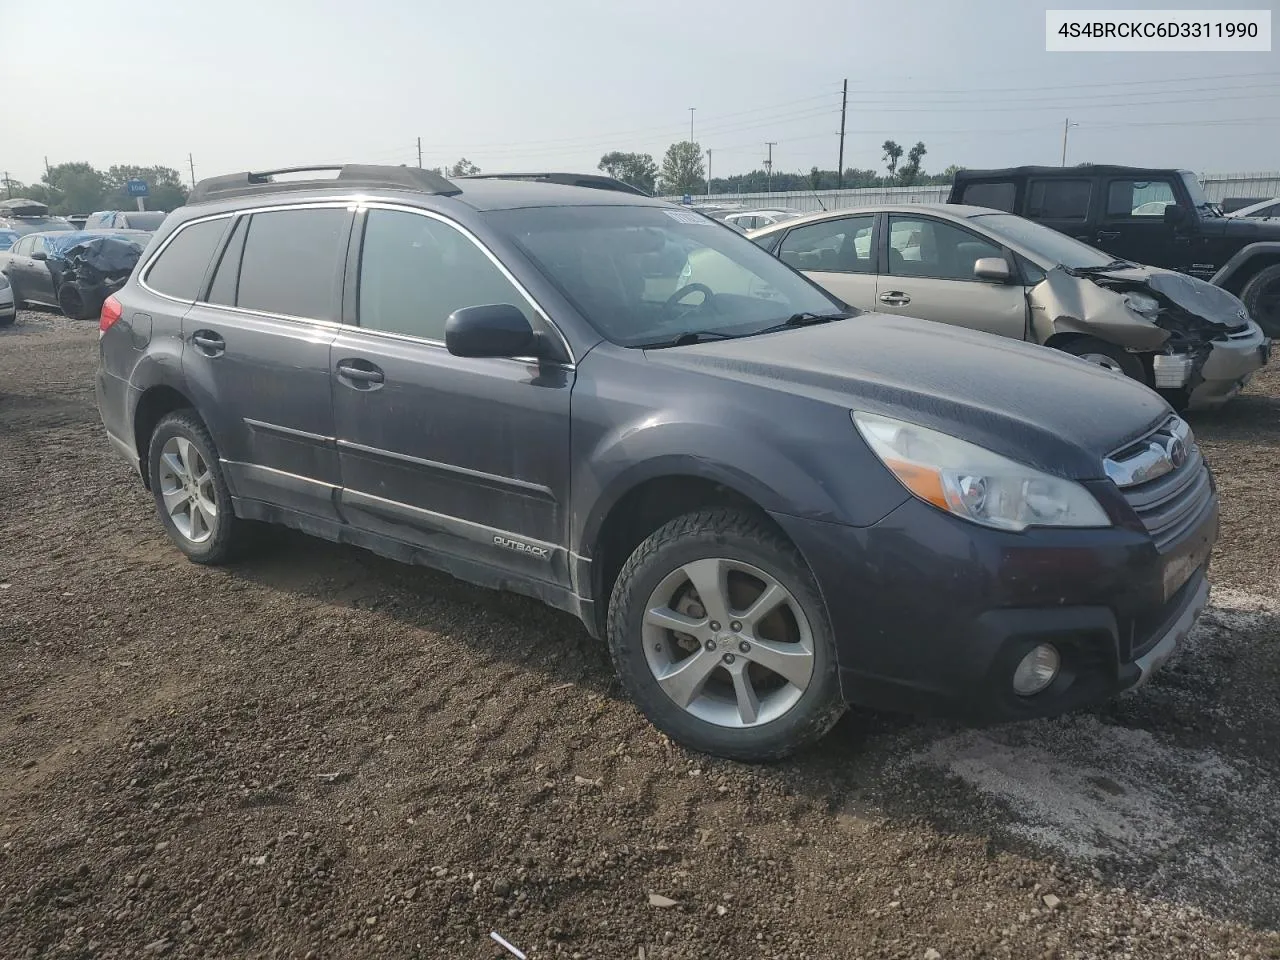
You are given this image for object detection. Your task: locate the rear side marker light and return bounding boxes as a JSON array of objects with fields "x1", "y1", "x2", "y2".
[{"x1": 99, "y1": 295, "x2": 123, "y2": 336}]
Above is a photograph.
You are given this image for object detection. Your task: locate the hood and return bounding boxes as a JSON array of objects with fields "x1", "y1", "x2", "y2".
[
  {"x1": 1207, "y1": 214, "x2": 1280, "y2": 240},
  {"x1": 645, "y1": 313, "x2": 1170, "y2": 481}
]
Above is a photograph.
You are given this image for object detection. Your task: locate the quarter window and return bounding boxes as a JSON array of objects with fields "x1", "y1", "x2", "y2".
[
  {"x1": 1106, "y1": 180, "x2": 1176, "y2": 218},
  {"x1": 235, "y1": 208, "x2": 350, "y2": 320},
  {"x1": 959, "y1": 181, "x2": 1016, "y2": 212},
  {"x1": 357, "y1": 209, "x2": 533, "y2": 341},
  {"x1": 778, "y1": 216, "x2": 874, "y2": 274},
  {"x1": 205, "y1": 216, "x2": 248, "y2": 307},
  {"x1": 886, "y1": 216, "x2": 1003, "y2": 281},
  {"x1": 1027, "y1": 179, "x2": 1092, "y2": 221},
  {"x1": 145, "y1": 218, "x2": 231, "y2": 301}
]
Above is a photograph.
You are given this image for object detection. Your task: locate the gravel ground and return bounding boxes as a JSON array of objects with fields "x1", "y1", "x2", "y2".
[{"x1": 2, "y1": 308, "x2": 1280, "y2": 959}]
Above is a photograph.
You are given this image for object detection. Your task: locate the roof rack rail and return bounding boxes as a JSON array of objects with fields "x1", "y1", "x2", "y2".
[
  {"x1": 458, "y1": 172, "x2": 651, "y2": 197},
  {"x1": 187, "y1": 164, "x2": 461, "y2": 205}
]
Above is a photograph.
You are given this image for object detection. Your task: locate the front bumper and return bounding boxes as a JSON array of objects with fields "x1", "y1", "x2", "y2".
[
  {"x1": 771, "y1": 487, "x2": 1218, "y2": 723},
  {"x1": 1184, "y1": 326, "x2": 1270, "y2": 409}
]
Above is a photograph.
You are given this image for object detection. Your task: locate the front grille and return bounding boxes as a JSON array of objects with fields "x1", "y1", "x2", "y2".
[{"x1": 1108, "y1": 416, "x2": 1213, "y2": 551}]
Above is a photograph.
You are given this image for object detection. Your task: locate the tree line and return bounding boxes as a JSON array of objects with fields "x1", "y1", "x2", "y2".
[
  {"x1": 600, "y1": 139, "x2": 961, "y2": 196},
  {"x1": 1, "y1": 163, "x2": 191, "y2": 214}
]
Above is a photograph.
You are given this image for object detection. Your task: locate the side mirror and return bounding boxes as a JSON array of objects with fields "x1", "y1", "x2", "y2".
[
  {"x1": 1163, "y1": 204, "x2": 1187, "y2": 225},
  {"x1": 973, "y1": 257, "x2": 1012, "y2": 283},
  {"x1": 30, "y1": 251, "x2": 47, "y2": 261},
  {"x1": 445, "y1": 303, "x2": 540, "y2": 359}
]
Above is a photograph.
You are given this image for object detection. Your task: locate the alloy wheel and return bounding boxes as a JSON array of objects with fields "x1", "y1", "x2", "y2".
[{"x1": 157, "y1": 436, "x2": 217, "y2": 543}]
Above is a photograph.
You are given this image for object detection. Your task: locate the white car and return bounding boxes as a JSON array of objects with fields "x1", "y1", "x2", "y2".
[
  {"x1": 0, "y1": 272, "x2": 15, "y2": 327},
  {"x1": 722, "y1": 209, "x2": 802, "y2": 231},
  {"x1": 1226, "y1": 197, "x2": 1280, "y2": 219}
]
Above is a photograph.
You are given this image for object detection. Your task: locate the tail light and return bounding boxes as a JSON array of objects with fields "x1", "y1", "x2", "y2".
[{"x1": 99, "y1": 295, "x2": 123, "y2": 336}]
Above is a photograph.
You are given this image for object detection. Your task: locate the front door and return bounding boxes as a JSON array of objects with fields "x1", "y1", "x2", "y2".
[
  {"x1": 331, "y1": 205, "x2": 573, "y2": 586},
  {"x1": 1097, "y1": 176, "x2": 1186, "y2": 269},
  {"x1": 176, "y1": 205, "x2": 352, "y2": 520},
  {"x1": 776, "y1": 213, "x2": 878, "y2": 311},
  {"x1": 874, "y1": 214, "x2": 1028, "y2": 340}
]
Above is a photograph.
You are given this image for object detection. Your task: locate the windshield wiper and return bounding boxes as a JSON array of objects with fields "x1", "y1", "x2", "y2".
[
  {"x1": 1068, "y1": 259, "x2": 1137, "y2": 274},
  {"x1": 751, "y1": 311, "x2": 852, "y2": 335},
  {"x1": 637, "y1": 330, "x2": 739, "y2": 349}
]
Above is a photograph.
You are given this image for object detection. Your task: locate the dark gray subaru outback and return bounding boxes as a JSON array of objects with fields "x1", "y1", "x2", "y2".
[{"x1": 96, "y1": 165, "x2": 1218, "y2": 761}]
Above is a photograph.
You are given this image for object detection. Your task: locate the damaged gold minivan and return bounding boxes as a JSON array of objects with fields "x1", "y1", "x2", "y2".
[{"x1": 741, "y1": 204, "x2": 1270, "y2": 410}]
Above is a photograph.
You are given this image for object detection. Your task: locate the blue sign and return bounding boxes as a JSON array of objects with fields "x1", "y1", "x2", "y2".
[
  {"x1": 126, "y1": 178, "x2": 150, "y2": 198},
  {"x1": 681, "y1": 194, "x2": 692, "y2": 205}
]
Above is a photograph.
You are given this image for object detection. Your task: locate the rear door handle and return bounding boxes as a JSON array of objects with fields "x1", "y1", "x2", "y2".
[
  {"x1": 878, "y1": 291, "x2": 911, "y2": 306},
  {"x1": 1096, "y1": 230, "x2": 1121, "y2": 241},
  {"x1": 336, "y1": 359, "x2": 385, "y2": 388},
  {"x1": 191, "y1": 330, "x2": 225, "y2": 356}
]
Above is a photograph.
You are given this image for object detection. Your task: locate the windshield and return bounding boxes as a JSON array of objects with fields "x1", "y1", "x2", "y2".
[
  {"x1": 969, "y1": 213, "x2": 1117, "y2": 270},
  {"x1": 7, "y1": 219, "x2": 74, "y2": 236},
  {"x1": 1180, "y1": 172, "x2": 1220, "y2": 216},
  {"x1": 488, "y1": 205, "x2": 842, "y2": 347},
  {"x1": 123, "y1": 211, "x2": 167, "y2": 230}
]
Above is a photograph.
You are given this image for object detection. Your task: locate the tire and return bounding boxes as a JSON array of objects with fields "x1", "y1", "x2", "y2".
[
  {"x1": 1059, "y1": 337, "x2": 1146, "y2": 383},
  {"x1": 57, "y1": 285, "x2": 90, "y2": 321},
  {"x1": 607, "y1": 508, "x2": 845, "y2": 762},
  {"x1": 1241, "y1": 264, "x2": 1280, "y2": 338},
  {"x1": 146, "y1": 410, "x2": 250, "y2": 565},
  {"x1": 0, "y1": 313, "x2": 14, "y2": 328}
]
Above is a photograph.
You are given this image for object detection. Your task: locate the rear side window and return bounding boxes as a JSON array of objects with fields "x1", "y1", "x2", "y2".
[
  {"x1": 235, "y1": 208, "x2": 350, "y2": 320},
  {"x1": 959, "y1": 181, "x2": 1016, "y2": 212},
  {"x1": 1027, "y1": 179, "x2": 1092, "y2": 220},
  {"x1": 778, "y1": 216, "x2": 874, "y2": 274},
  {"x1": 144, "y1": 218, "x2": 230, "y2": 300},
  {"x1": 357, "y1": 209, "x2": 532, "y2": 341}
]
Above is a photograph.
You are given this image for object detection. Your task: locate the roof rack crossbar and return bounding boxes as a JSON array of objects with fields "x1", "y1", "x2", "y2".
[{"x1": 187, "y1": 164, "x2": 461, "y2": 205}]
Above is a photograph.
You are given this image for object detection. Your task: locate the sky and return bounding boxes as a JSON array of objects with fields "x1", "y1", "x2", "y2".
[{"x1": 2, "y1": 0, "x2": 1277, "y2": 188}]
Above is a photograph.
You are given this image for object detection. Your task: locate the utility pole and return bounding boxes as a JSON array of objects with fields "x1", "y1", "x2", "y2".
[
  {"x1": 689, "y1": 107, "x2": 696, "y2": 143},
  {"x1": 417, "y1": 137, "x2": 423, "y2": 168},
  {"x1": 764, "y1": 142, "x2": 777, "y2": 193},
  {"x1": 837, "y1": 79, "x2": 848, "y2": 190},
  {"x1": 188, "y1": 153, "x2": 196, "y2": 189},
  {"x1": 44, "y1": 156, "x2": 51, "y2": 179},
  {"x1": 706, "y1": 149, "x2": 712, "y2": 196},
  {"x1": 2, "y1": 172, "x2": 12, "y2": 198},
  {"x1": 1061, "y1": 118, "x2": 1078, "y2": 166}
]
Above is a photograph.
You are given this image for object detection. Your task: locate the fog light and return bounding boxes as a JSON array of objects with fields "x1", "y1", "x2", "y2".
[
  {"x1": 1012, "y1": 644, "x2": 1060, "y2": 696},
  {"x1": 1152, "y1": 354, "x2": 1193, "y2": 389}
]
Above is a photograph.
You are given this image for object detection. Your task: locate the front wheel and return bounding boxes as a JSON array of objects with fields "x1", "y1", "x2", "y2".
[
  {"x1": 1059, "y1": 337, "x2": 1146, "y2": 383},
  {"x1": 1241, "y1": 264, "x2": 1280, "y2": 338},
  {"x1": 607, "y1": 508, "x2": 845, "y2": 762},
  {"x1": 146, "y1": 410, "x2": 251, "y2": 564}
]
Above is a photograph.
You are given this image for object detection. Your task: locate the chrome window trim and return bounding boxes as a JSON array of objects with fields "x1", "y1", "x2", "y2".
[{"x1": 356, "y1": 200, "x2": 577, "y2": 366}]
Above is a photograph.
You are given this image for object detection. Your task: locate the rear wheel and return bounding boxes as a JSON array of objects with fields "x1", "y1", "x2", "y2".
[
  {"x1": 1059, "y1": 337, "x2": 1146, "y2": 383},
  {"x1": 1241, "y1": 264, "x2": 1280, "y2": 338},
  {"x1": 607, "y1": 508, "x2": 845, "y2": 761},
  {"x1": 57, "y1": 285, "x2": 90, "y2": 320},
  {"x1": 146, "y1": 410, "x2": 250, "y2": 564}
]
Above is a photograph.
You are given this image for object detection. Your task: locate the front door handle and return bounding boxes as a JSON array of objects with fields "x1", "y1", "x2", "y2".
[
  {"x1": 191, "y1": 330, "x2": 225, "y2": 356},
  {"x1": 336, "y1": 359, "x2": 385, "y2": 388},
  {"x1": 1096, "y1": 230, "x2": 1121, "y2": 241},
  {"x1": 878, "y1": 291, "x2": 911, "y2": 306}
]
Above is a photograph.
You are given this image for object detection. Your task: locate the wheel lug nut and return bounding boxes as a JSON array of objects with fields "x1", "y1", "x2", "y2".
[
  {"x1": 709, "y1": 621, "x2": 721, "y2": 631},
  {"x1": 730, "y1": 621, "x2": 742, "y2": 632},
  {"x1": 704, "y1": 639, "x2": 716, "y2": 652},
  {"x1": 738, "y1": 640, "x2": 750, "y2": 653},
  {"x1": 722, "y1": 653, "x2": 735, "y2": 664}
]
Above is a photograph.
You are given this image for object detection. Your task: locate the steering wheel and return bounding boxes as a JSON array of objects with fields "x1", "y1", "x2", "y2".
[{"x1": 662, "y1": 282, "x2": 718, "y2": 318}]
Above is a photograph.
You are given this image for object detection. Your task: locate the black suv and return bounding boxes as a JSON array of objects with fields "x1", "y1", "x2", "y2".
[
  {"x1": 949, "y1": 165, "x2": 1280, "y2": 336},
  {"x1": 96, "y1": 164, "x2": 1218, "y2": 760}
]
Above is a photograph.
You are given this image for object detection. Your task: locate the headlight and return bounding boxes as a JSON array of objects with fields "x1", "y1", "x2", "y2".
[
  {"x1": 1123, "y1": 292, "x2": 1160, "y2": 317},
  {"x1": 853, "y1": 412, "x2": 1110, "y2": 531}
]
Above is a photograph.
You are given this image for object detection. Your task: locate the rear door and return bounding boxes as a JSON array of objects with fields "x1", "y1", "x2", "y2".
[
  {"x1": 875, "y1": 214, "x2": 1028, "y2": 339},
  {"x1": 172, "y1": 205, "x2": 351, "y2": 521},
  {"x1": 2, "y1": 235, "x2": 43, "y2": 300},
  {"x1": 1097, "y1": 176, "x2": 1183, "y2": 267},
  {"x1": 775, "y1": 214, "x2": 877, "y2": 310},
  {"x1": 331, "y1": 205, "x2": 574, "y2": 586}
]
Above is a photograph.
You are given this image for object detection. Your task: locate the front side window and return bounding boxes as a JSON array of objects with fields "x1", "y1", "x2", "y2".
[
  {"x1": 12, "y1": 235, "x2": 34, "y2": 256},
  {"x1": 1027, "y1": 179, "x2": 1092, "y2": 221},
  {"x1": 145, "y1": 217, "x2": 231, "y2": 300},
  {"x1": 358, "y1": 209, "x2": 533, "y2": 341},
  {"x1": 1106, "y1": 179, "x2": 1176, "y2": 218},
  {"x1": 489, "y1": 205, "x2": 840, "y2": 347},
  {"x1": 235, "y1": 208, "x2": 349, "y2": 320},
  {"x1": 778, "y1": 216, "x2": 874, "y2": 274},
  {"x1": 959, "y1": 181, "x2": 1016, "y2": 212},
  {"x1": 886, "y1": 216, "x2": 1003, "y2": 281}
]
